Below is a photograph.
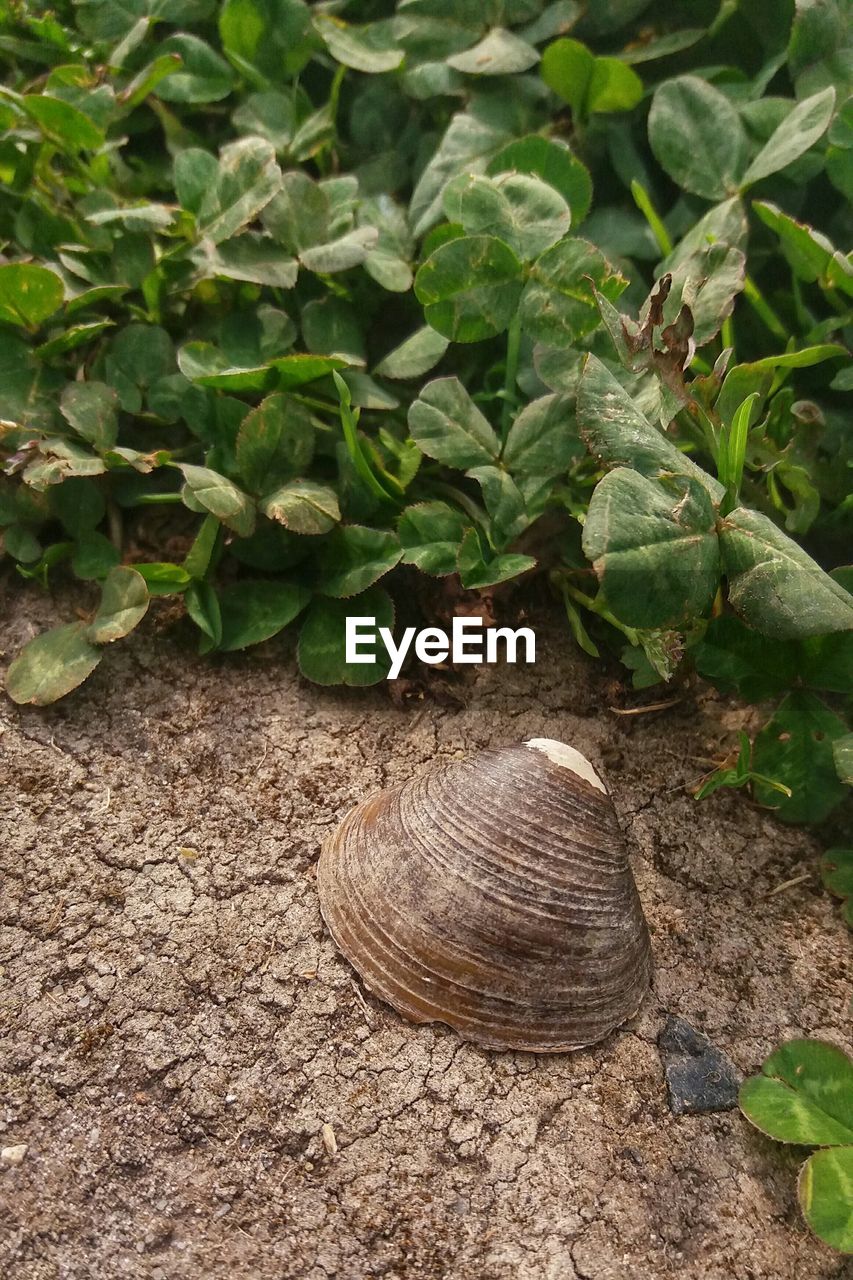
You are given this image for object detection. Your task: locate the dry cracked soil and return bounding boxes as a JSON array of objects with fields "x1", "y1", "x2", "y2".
[{"x1": 1, "y1": 581, "x2": 851, "y2": 1280}]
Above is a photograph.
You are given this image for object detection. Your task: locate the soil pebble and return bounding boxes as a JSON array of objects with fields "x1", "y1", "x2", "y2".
[
  {"x1": 1, "y1": 1145, "x2": 29, "y2": 1166},
  {"x1": 659, "y1": 1015, "x2": 742, "y2": 1115}
]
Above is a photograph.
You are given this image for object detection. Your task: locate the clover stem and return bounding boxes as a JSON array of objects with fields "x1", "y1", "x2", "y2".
[
  {"x1": 500, "y1": 312, "x2": 522, "y2": 443},
  {"x1": 630, "y1": 180, "x2": 672, "y2": 257},
  {"x1": 743, "y1": 275, "x2": 787, "y2": 342},
  {"x1": 562, "y1": 581, "x2": 640, "y2": 646},
  {"x1": 335, "y1": 374, "x2": 398, "y2": 506},
  {"x1": 721, "y1": 315, "x2": 735, "y2": 353},
  {"x1": 431, "y1": 481, "x2": 488, "y2": 527},
  {"x1": 107, "y1": 498, "x2": 123, "y2": 552},
  {"x1": 292, "y1": 392, "x2": 340, "y2": 416},
  {"x1": 126, "y1": 492, "x2": 184, "y2": 505},
  {"x1": 790, "y1": 272, "x2": 810, "y2": 333},
  {"x1": 822, "y1": 284, "x2": 849, "y2": 314}
]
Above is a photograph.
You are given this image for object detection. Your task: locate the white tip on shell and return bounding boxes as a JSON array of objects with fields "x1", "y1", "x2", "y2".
[{"x1": 524, "y1": 738, "x2": 606, "y2": 794}]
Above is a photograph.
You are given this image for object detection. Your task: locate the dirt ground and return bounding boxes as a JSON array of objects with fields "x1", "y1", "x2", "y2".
[{"x1": 1, "y1": 580, "x2": 851, "y2": 1280}]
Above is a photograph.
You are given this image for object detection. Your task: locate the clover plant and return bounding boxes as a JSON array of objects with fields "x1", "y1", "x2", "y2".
[{"x1": 0, "y1": 0, "x2": 850, "y2": 825}]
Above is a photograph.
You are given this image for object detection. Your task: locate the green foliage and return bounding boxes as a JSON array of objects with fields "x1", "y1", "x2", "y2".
[
  {"x1": 408, "y1": 377, "x2": 499, "y2": 468},
  {"x1": 6, "y1": 565, "x2": 150, "y2": 703},
  {"x1": 649, "y1": 76, "x2": 748, "y2": 201},
  {"x1": 751, "y1": 692, "x2": 848, "y2": 823},
  {"x1": 297, "y1": 586, "x2": 394, "y2": 686},
  {"x1": 87, "y1": 566, "x2": 150, "y2": 644},
  {"x1": 582, "y1": 470, "x2": 719, "y2": 629},
  {"x1": 0, "y1": 0, "x2": 849, "y2": 839},
  {"x1": 414, "y1": 234, "x2": 523, "y2": 342},
  {"x1": 692, "y1": 730, "x2": 792, "y2": 805},
  {"x1": 740, "y1": 1040, "x2": 853, "y2": 1254},
  {"x1": 5, "y1": 622, "x2": 103, "y2": 705},
  {"x1": 541, "y1": 38, "x2": 643, "y2": 121},
  {"x1": 216, "y1": 580, "x2": 310, "y2": 651},
  {"x1": 0, "y1": 264, "x2": 64, "y2": 329},
  {"x1": 822, "y1": 847, "x2": 853, "y2": 928}
]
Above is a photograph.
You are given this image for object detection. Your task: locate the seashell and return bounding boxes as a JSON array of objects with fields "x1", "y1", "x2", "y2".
[{"x1": 317, "y1": 738, "x2": 652, "y2": 1052}]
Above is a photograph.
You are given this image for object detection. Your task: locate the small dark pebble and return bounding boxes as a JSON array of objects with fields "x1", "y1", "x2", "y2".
[{"x1": 658, "y1": 1015, "x2": 741, "y2": 1116}]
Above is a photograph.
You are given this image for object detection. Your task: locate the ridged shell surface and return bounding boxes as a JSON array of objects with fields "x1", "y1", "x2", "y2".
[{"x1": 317, "y1": 740, "x2": 652, "y2": 1052}]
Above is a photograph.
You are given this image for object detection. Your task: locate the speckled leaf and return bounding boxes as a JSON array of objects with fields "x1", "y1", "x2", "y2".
[
  {"x1": 375, "y1": 327, "x2": 449, "y2": 380},
  {"x1": 751, "y1": 692, "x2": 847, "y2": 823},
  {"x1": 661, "y1": 243, "x2": 746, "y2": 346},
  {"x1": 262, "y1": 480, "x2": 340, "y2": 535},
  {"x1": 88, "y1": 566, "x2": 150, "y2": 644},
  {"x1": 649, "y1": 76, "x2": 748, "y2": 200},
  {"x1": 799, "y1": 1147, "x2": 853, "y2": 1254},
  {"x1": 662, "y1": 198, "x2": 748, "y2": 271},
  {"x1": 398, "y1": 502, "x2": 468, "y2": 576},
  {"x1": 236, "y1": 393, "x2": 314, "y2": 493},
  {"x1": 23, "y1": 439, "x2": 106, "y2": 489},
  {"x1": 415, "y1": 234, "x2": 523, "y2": 342},
  {"x1": 316, "y1": 525, "x2": 402, "y2": 598},
  {"x1": 503, "y1": 393, "x2": 580, "y2": 479},
  {"x1": 519, "y1": 238, "x2": 626, "y2": 347},
  {"x1": 59, "y1": 382, "x2": 118, "y2": 450},
  {"x1": 409, "y1": 111, "x2": 511, "y2": 236},
  {"x1": 179, "y1": 464, "x2": 256, "y2": 537},
  {"x1": 447, "y1": 28, "x2": 539, "y2": 75},
  {"x1": 443, "y1": 172, "x2": 571, "y2": 260},
  {"x1": 360, "y1": 194, "x2": 414, "y2": 292},
  {"x1": 741, "y1": 87, "x2": 835, "y2": 187},
  {"x1": 193, "y1": 235, "x2": 298, "y2": 288},
  {"x1": 262, "y1": 172, "x2": 330, "y2": 252},
  {"x1": 5, "y1": 623, "x2": 102, "y2": 705},
  {"x1": 300, "y1": 227, "x2": 379, "y2": 274},
  {"x1": 577, "y1": 355, "x2": 725, "y2": 499},
  {"x1": 720, "y1": 506, "x2": 853, "y2": 637},
  {"x1": 0, "y1": 264, "x2": 64, "y2": 329},
  {"x1": 199, "y1": 137, "x2": 282, "y2": 245},
  {"x1": 487, "y1": 136, "x2": 593, "y2": 225},
  {"x1": 583, "y1": 468, "x2": 720, "y2": 629},
  {"x1": 408, "y1": 377, "x2": 500, "y2": 468},
  {"x1": 314, "y1": 15, "x2": 403, "y2": 72},
  {"x1": 740, "y1": 1040, "x2": 853, "y2": 1145}
]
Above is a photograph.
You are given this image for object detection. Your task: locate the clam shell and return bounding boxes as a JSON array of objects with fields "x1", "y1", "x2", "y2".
[{"x1": 317, "y1": 739, "x2": 652, "y2": 1052}]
